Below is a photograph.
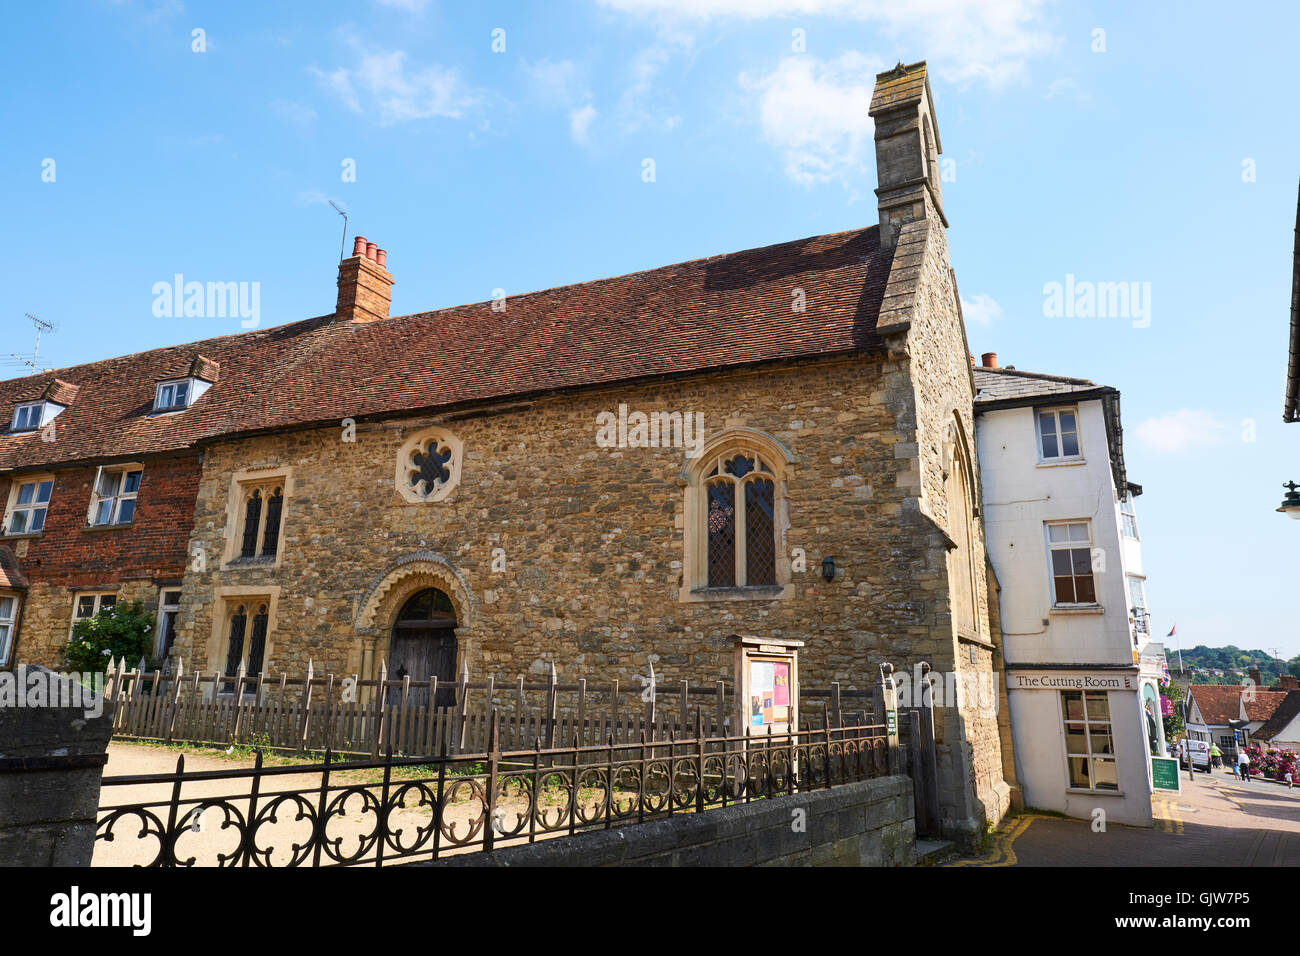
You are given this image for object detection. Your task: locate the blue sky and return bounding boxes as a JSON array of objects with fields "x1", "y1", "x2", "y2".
[{"x1": 3, "y1": 1, "x2": 1298, "y2": 655}]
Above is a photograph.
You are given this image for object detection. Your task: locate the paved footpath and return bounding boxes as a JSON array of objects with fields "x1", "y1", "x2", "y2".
[{"x1": 947, "y1": 769, "x2": 1300, "y2": 867}]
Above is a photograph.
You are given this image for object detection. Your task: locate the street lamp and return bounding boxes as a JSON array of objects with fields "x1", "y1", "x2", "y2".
[{"x1": 1278, "y1": 481, "x2": 1300, "y2": 520}]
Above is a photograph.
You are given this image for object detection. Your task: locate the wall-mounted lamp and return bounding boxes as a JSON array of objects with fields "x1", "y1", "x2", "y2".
[
  {"x1": 821, "y1": 556, "x2": 837, "y2": 582},
  {"x1": 1278, "y1": 481, "x2": 1300, "y2": 520}
]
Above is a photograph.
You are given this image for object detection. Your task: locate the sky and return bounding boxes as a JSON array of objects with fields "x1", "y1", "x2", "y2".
[{"x1": 2, "y1": 0, "x2": 1298, "y2": 655}]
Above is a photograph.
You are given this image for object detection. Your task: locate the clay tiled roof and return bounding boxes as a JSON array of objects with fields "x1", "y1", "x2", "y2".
[
  {"x1": 1189, "y1": 685, "x2": 1249, "y2": 726},
  {"x1": 1245, "y1": 689, "x2": 1290, "y2": 722},
  {"x1": 0, "y1": 547, "x2": 27, "y2": 590},
  {"x1": 1254, "y1": 691, "x2": 1300, "y2": 741},
  {"x1": 0, "y1": 226, "x2": 890, "y2": 472}
]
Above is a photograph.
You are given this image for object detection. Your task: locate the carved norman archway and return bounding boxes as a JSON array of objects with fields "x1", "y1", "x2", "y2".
[{"x1": 355, "y1": 553, "x2": 476, "y2": 680}]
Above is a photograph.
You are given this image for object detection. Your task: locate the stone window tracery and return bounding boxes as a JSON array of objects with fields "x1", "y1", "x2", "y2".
[
  {"x1": 395, "y1": 428, "x2": 463, "y2": 503},
  {"x1": 683, "y1": 431, "x2": 792, "y2": 601}
]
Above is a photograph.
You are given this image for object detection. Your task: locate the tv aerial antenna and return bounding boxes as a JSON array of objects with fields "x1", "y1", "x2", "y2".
[
  {"x1": 328, "y1": 201, "x2": 348, "y2": 261},
  {"x1": 9, "y1": 313, "x2": 54, "y2": 371}
]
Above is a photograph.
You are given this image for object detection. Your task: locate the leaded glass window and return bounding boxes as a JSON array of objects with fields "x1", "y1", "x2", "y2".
[
  {"x1": 240, "y1": 490, "x2": 262, "y2": 557},
  {"x1": 744, "y1": 477, "x2": 776, "y2": 586},
  {"x1": 232, "y1": 477, "x2": 286, "y2": 563},
  {"x1": 700, "y1": 449, "x2": 778, "y2": 589},
  {"x1": 247, "y1": 605, "x2": 269, "y2": 676},
  {"x1": 707, "y1": 480, "x2": 736, "y2": 587},
  {"x1": 261, "y1": 489, "x2": 283, "y2": 557},
  {"x1": 225, "y1": 605, "x2": 247, "y2": 677}
]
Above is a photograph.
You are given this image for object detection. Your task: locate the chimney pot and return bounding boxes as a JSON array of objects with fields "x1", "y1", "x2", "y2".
[
  {"x1": 981, "y1": 352, "x2": 998, "y2": 369},
  {"x1": 336, "y1": 237, "x2": 394, "y2": 323}
]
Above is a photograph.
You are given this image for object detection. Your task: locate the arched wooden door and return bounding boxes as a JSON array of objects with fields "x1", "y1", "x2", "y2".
[{"x1": 388, "y1": 588, "x2": 458, "y2": 708}]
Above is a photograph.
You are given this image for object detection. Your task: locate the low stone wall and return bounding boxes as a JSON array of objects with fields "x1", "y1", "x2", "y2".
[
  {"x1": 427, "y1": 774, "x2": 915, "y2": 867},
  {"x1": 0, "y1": 667, "x2": 115, "y2": 866}
]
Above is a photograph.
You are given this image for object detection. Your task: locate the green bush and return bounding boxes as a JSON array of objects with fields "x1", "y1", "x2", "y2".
[{"x1": 60, "y1": 600, "x2": 153, "y2": 673}]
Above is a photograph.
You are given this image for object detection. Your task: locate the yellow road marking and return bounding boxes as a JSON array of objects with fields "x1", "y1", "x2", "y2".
[
  {"x1": 948, "y1": 814, "x2": 1038, "y2": 867},
  {"x1": 952, "y1": 797, "x2": 1184, "y2": 867},
  {"x1": 1152, "y1": 795, "x2": 1183, "y2": 835}
]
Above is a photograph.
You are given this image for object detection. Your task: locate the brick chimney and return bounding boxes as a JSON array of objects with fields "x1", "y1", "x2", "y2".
[
  {"x1": 869, "y1": 61, "x2": 946, "y2": 255},
  {"x1": 981, "y1": 352, "x2": 998, "y2": 369},
  {"x1": 336, "y1": 235, "x2": 394, "y2": 323},
  {"x1": 1249, "y1": 665, "x2": 1262, "y2": 686},
  {"x1": 1278, "y1": 675, "x2": 1298, "y2": 690}
]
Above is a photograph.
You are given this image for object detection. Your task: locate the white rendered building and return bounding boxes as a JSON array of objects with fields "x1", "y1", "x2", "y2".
[{"x1": 973, "y1": 356, "x2": 1157, "y2": 827}]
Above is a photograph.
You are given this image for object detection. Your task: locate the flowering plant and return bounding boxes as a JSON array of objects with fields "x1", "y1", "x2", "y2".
[
  {"x1": 59, "y1": 600, "x2": 153, "y2": 673},
  {"x1": 1243, "y1": 743, "x2": 1299, "y2": 782}
]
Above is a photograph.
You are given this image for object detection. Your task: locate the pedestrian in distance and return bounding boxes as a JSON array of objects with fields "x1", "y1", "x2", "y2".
[{"x1": 1237, "y1": 749, "x2": 1250, "y2": 782}]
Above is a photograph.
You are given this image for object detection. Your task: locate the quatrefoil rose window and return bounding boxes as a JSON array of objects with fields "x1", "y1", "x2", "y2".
[{"x1": 395, "y1": 427, "x2": 463, "y2": 503}]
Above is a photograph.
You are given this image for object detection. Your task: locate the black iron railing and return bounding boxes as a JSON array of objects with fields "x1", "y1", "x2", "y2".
[{"x1": 95, "y1": 713, "x2": 891, "y2": 867}]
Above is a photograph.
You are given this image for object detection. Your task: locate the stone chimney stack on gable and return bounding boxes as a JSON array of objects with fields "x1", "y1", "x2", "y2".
[
  {"x1": 869, "y1": 60, "x2": 948, "y2": 255},
  {"x1": 336, "y1": 234, "x2": 394, "y2": 323}
]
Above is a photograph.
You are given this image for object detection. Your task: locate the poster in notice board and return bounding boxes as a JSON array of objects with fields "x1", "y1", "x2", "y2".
[{"x1": 750, "y1": 658, "x2": 791, "y2": 727}]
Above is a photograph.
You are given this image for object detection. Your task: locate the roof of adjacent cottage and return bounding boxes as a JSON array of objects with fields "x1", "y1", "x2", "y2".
[
  {"x1": 0, "y1": 225, "x2": 891, "y2": 473},
  {"x1": 1253, "y1": 690, "x2": 1300, "y2": 741},
  {"x1": 972, "y1": 366, "x2": 1103, "y2": 404},
  {"x1": 1245, "y1": 689, "x2": 1291, "y2": 722},
  {"x1": 1188, "y1": 684, "x2": 1251, "y2": 727},
  {"x1": 972, "y1": 365, "x2": 1129, "y2": 493},
  {"x1": 0, "y1": 546, "x2": 27, "y2": 589}
]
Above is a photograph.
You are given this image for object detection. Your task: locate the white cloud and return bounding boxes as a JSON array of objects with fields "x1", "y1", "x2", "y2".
[
  {"x1": 295, "y1": 190, "x2": 341, "y2": 207},
  {"x1": 569, "y1": 104, "x2": 598, "y2": 144},
  {"x1": 1044, "y1": 77, "x2": 1087, "y2": 102},
  {"x1": 311, "y1": 44, "x2": 479, "y2": 126},
  {"x1": 961, "y1": 293, "x2": 1003, "y2": 326},
  {"x1": 597, "y1": 0, "x2": 1058, "y2": 88},
  {"x1": 523, "y1": 59, "x2": 599, "y2": 145},
  {"x1": 739, "y1": 52, "x2": 881, "y2": 187},
  {"x1": 619, "y1": 43, "x2": 687, "y2": 132},
  {"x1": 1135, "y1": 410, "x2": 1236, "y2": 453}
]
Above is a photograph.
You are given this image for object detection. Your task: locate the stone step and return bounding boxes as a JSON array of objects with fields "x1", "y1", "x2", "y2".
[{"x1": 915, "y1": 838, "x2": 956, "y2": 864}]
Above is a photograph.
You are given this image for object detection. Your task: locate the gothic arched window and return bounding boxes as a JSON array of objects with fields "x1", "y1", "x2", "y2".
[
  {"x1": 943, "y1": 417, "x2": 979, "y2": 636},
  {"x1": 683, "y1": 431, "x2": 792, "y2": 600}
]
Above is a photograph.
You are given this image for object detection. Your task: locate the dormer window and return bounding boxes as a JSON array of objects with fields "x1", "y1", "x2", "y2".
[
  {"x1": 12, "y1": 403, "x2": 41, "y2": 432},
  {"x1": 153, "y1": 377, "x2": 210, "y2": 413},
  {"x1": 10, "y1": 401, "x2": 62, "y2": 433}
]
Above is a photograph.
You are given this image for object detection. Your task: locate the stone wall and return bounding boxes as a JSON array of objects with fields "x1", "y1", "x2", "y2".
[
  {"x1": 175, "y1": 356, "x2": 950, "y2": 690},
  {"x1": 0, "y1": 667, "x2": 114, "y2": 866},
  {"x1": 870, "y1": 207, "x2": 1010, "y2": 841},
  {"x1": 427, "y1": 774, "x2": 914, "y2": 867}
]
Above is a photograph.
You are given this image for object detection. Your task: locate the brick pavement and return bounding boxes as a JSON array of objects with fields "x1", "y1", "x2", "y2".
[{"x1": 946, "y1": 767, "x2": 1300, "y2": 867}]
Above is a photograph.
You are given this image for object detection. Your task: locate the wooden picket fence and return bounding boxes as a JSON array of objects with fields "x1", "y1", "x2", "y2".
[{"x1": 104, "y1": 657, "x2": 877, "y2": 758}]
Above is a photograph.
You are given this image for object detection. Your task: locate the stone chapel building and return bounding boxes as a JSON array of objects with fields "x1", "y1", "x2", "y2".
[{"x1": 0, "y1": 62, "x2": 1010, "y2": 839}]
